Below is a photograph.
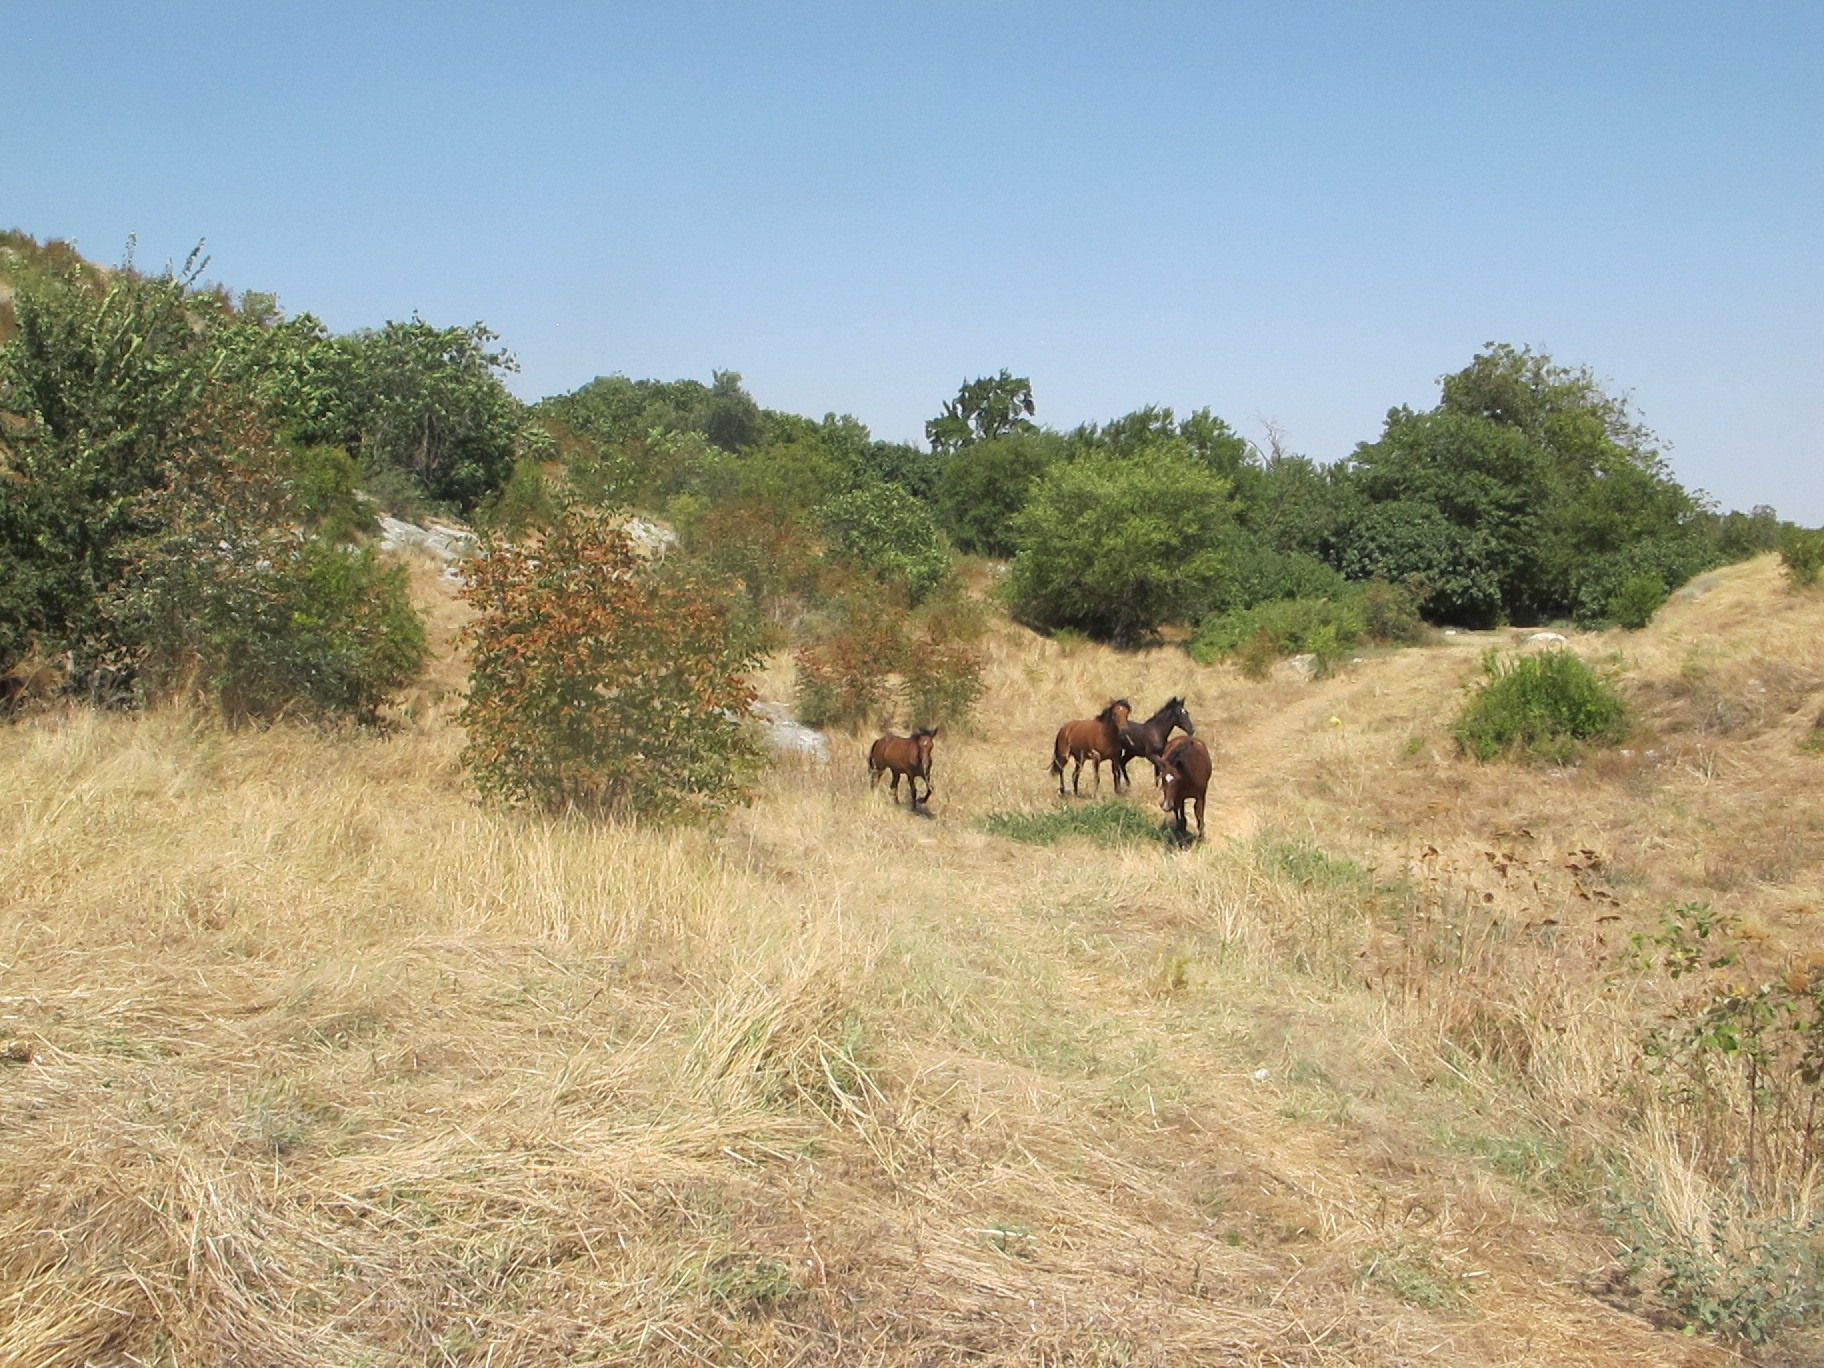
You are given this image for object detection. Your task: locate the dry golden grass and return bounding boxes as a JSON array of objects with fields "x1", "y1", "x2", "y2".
[{"x1": 4, "y1": 555, "x2": 1819, "y2": 1365}]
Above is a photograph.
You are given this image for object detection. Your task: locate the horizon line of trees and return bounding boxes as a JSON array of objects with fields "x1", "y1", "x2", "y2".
[{"x1": 0, "y1": 228, "x2": 1813, "y2": 735}]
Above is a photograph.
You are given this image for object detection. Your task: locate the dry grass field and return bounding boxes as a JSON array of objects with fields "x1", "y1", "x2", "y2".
[{"x1": 2, "y1": 554, "x2": 1820, "y2": 1365}]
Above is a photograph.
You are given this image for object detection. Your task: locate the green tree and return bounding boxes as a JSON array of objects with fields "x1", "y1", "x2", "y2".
[
  {"x1": 1335, "y1": 498, "x2": 1506, "y2": 626},
  {"x1": 319, "y1": 318, "x2": 530, "y2": 510},
  {"x1": 1351, "y1": 344, "x2": 1704, "y2": 622},
  {"x1": 934, "y1": 429, "x2": 1063, "y2": 557},
  {"x1": 0, "y1": 248, "x2": 220, "y2": 676},
  {"x1": 703, "y1": 369, "x2": 762, "y2": 452},
  {"x1": 817, "y1": 483, "x2": 952, "y2": 604},
  {"x1": 1008, "y1": 449, "x2": 1236, "y2": 643},
  {"x1": 926, "y1": 369, "x2": 1036, "y2": 455}
]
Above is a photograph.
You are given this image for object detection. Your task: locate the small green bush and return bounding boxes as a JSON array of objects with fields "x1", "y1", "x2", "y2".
[
  {"x1": 1607, "y1": 572, "x2": 1668, "y2": 630},
  {"x1": 1189, "y1": 596, "x2": 1364, "y2": 670},
  {"x1": 474, "y1": 454, "x2": 557, "y2": 538},
  {"x1": 1610, "y1": 1184, "x2": 1823, "y2": 1344},
  {"x1": 284, "y1": 443, "x2": 374, "y2": 544},
  {"x1": 1191, "y1": 581, "x2": 1428, "y2": 672},
  {"x1": 1453, "y1": 649, "x2": 1628, "y2": 762},
  {"x1": 1778, "y1": 526, "x2": 1824, "y2": 590}
]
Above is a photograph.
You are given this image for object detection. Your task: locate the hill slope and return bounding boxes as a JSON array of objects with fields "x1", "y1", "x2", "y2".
[{"x1": 1, "y1": 554, "x2": 1818, "y2": 1364}]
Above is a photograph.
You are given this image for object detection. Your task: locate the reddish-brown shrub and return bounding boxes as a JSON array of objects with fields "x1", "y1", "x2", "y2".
[{"x1": 458, "y1": 508, "x2": 763, "y2": 817}]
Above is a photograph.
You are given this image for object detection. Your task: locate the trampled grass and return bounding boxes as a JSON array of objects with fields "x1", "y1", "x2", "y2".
[{"x1": 2, "y1": 552, "x2": 1820, "y2": 1363}]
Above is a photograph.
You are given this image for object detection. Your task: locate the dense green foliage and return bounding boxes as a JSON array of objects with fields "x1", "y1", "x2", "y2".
[
  {"x1": 815, "y1": 483, "x2": 952, "y2": 604},
  {"x1": 1007, "y1": 448, "x2": 1236, "y2": 643},
  {"x1": 934, "y1": 430, "x2": 1062, "y2": 557},
  {"x1": 1190, "y1": 581, "x2": 1427, "y2": 675},
  {"x1": 2, "y1": 229, "x2": 1796, "y2": 731},
  {"x1": 459, "y1": 509, "x2": 763, "y2": 816},
  {"x1": 1779, "y1": 526, "x2": 1824, "y2": 589},
  {"x1": 1453, "y1": 649, "x2": 1629, "y2": 762},
  {"x1": 0, "y1": 242, "x2": 517, "y2": 717},
  {"x1": 1351, "y1": 345, "x2": 1710, "y2": 624},
  {"x1": 106, "y1": 424, "x2": 426, "y2": 722}
]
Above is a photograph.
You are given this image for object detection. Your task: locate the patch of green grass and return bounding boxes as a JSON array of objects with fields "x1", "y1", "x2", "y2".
[
  {"x1": 1360, "y1": 1242, "x2": 1468, "y2": 1310},
  {"x1": 1435, "y1": 1125, "x2": 1596, "y2": 1202},
  {"x1": 982, "y1": 800, "x2": 1168, "y2": 847},
  {"x1": 701, "y1": 1254, "x2": 801, "y2": 1316},
  {"x1": 1258, "y1": 836, "x2": 1374, "y2": 890}
]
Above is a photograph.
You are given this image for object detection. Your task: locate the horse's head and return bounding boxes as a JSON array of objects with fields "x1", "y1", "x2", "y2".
[
  {"x1": 1169, "y1": 696, "x2": 1194, "y2": 735},
  {"x1": 1153, "y1": 755, "x2": 1183, "y2": 811},
  {"x1": 1099, "y1": 698, "x2": 1132, "y2": 726},
  {"x1": 913, "y1": 726, "x2": 939, "y2": 762}
]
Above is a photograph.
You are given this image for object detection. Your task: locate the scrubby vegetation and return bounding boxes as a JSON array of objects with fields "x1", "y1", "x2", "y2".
[
  {"x1": 1453, "y1": 648, "x2": 1630, "y2": 761},
  {"x1": 458, "y1": 508, "x2": 763, "y2": 816},
  {"x1": 5, "y1": 228, "x2": 1824, "y2": 1359}
]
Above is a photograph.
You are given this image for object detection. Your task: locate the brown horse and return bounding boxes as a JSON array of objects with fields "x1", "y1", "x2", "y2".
[
  {"x1": 870, "y1": 727, "x2": 938, "y2": 806},
  {"x1": 1153, "y1": 734, "x2": 1211, "y2": 839},
  {"x1": 1050, "y1": 699, "x2": 1131, "y2": 797},
  {"x1": 1114, "y1": 695, "x2": 1193, "y2": 791}
]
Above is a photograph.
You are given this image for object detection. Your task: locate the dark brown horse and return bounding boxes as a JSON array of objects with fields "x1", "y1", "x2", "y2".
[
  {"x1": 1050, "y1": 699, "x2": 1130, "y2": 797},
  {"x1": 870, "y1": 727, "x2": 938, "y2": 806},
  {"x1": 1114, "y1": 695, "x2": 1193, "y2": 791},
  {"x1": 1153, "y1": 734, "x2": 1211, "y2": 839}
]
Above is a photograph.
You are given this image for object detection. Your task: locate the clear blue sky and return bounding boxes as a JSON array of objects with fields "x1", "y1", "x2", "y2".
[{"x1": 6, "y1": 2, "x2": 1819, "y2": 520}]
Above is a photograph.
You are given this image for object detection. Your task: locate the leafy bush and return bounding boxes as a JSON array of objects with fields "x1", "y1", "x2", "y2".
[
  {"x1": 816, "y1": 483, "x2": 952, "y2": 604},
  {"x1": 900, "y1": 636, "x2": 985, "y2": 730},
  {"x1": 1190, "y1": 596, "x2": 1365, "y2": 672},
  {"x1": 1571, "y1": 534, "x2": 1716, "y2": 627},
  {"x1": 308, "y1": 319, "x2": 530, "y2": 511},
  {"x1": 793, "y1": 580, "x2": 984, "y2": 732},
  {"x1": 1190, "y1": 581, "x2": 1427, "y2": 674},
  {"x1": 1611, "y1": 1184, "x2": 1822, "y2": 1344},
  {"x1": 1008, "y1": 449, "x2": 1236, "y2": 643},
  {"x1": 1335, "y1": 498, "x2": 1505, "y2": 626},
  {"x1": 104, "y1": 414, "x2": 426, "y2": 723},
  {"x1": 1223, "y1": 542, "x2": 1348, "y2": 610},
  {"x1": 474, "y1": 454, "x2": 557, "y2": 538},
  {"x1": 1358, "y1": 578, "x2": 1432, "y2": 645},
  {"x1": 793, "y1": 598, "x2": 902, "y2": 732},
  {"x1": 1453, "y1": 649, "x2": 1628, "y2": 762},
  {"x1": 1607, "y1": 572, "x2": 1669, "y2": 630},
  {"x1": 459, "y1": 508, "x2": 763, "y2": 817},
  {"x1": 1779, "y1": 526, "x2": 1824, "y2": 590},
  {"x1": 284, "y1": 443, "x2": 374, "y2": 544}
]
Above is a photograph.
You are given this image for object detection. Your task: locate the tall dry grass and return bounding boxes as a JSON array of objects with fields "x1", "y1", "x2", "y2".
[{"x1": 6, "y1": 554, "x2": 1819, "y2": 1362}]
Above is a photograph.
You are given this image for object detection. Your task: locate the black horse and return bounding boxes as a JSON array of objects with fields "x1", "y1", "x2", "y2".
[{"x1": 1114, "y1": 696, "x2": 1193, "y2": 791}]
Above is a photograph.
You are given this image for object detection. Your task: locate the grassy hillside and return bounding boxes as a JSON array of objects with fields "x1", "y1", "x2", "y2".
[{"x1": 2, "y1": 554, "x2": 1820, "y2": 1364}]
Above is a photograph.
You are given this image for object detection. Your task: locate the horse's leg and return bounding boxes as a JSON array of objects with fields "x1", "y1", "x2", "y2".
[
  {"x1": 869, "y1": 763, "x2": 882, "y2": 792},
  {"x1": 1193, "y1": 795, "x2": 1204, "y2": 839},
  {"x1": 1071, "y1": 755, "x2": 1084, "y2": 796}
]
